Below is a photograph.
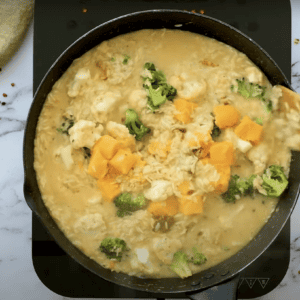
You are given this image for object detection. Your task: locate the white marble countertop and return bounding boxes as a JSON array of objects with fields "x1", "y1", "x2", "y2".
[{"x1": 1, "y1": 2, "x2": 300, "y2": 300}]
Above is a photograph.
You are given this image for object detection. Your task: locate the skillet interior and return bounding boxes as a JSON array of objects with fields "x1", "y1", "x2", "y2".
[{"x1": 23, "y1": 10, "x2": 300, "y2": 293}]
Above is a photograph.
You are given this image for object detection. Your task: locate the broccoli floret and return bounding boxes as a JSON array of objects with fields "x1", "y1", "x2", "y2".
[
  {"x1": 261, "y1": 165, "x2": 288, "y2": 197},
  {"x1": 56, "y1": 116, "x2": 74, "y2": 135},
  {"x1": 231, "y1": 78, "x2": 272, "y2": 112},
  {"x1": 211, "y1": 121, "x2": 221, "y2": 139},
  {"x1": 170, "y1": 251, "x2": 192, "y2": 279},
  {"x1": 124, "y1": 109, "x2": 150, "y2": 140},
  {"x1": 188, "y1": 247, "x2": 207, "y2": 265},
  {"x1": 142, "y1": 62, "x2": 177, "y2": 111},
  {"x1": 222, "y1": 174, "x2": 256, "y2": 203},
  {"x1": 114, "y1": 193, "x2": 147, "y2": 217},
  {"x1": 99, "y1": 237, "x2": 128, "y2": 261}
]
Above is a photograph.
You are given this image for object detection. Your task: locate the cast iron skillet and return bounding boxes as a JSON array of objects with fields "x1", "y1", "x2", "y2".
[{"x1": 23, "y1": 10, "x2": 300, "y2": 299}]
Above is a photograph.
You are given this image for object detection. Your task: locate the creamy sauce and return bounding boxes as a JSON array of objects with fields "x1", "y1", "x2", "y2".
[{"x1": 34, "y1": 29, "x2": 292, "y2": 278}]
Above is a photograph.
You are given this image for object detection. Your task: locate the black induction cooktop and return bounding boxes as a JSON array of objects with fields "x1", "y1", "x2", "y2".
[{"x1": 33, "y1": 0, "x2": 292, "y2": 298}]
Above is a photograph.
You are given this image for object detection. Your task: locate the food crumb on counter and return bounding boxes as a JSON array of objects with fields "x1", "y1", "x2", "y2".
[
  {"x1": 2, "y1": 102, "x2": 6, "y2": 106},
  {"x1": 11, "y1": 83, "x2": 15, "y2": 87},
  {"x1": 2, "y1": 93, "x2": 7, "y2": 97},
  {"x1": 294, "y1": 38, "x2": 300, "y2": 45},
  {"x1": 82, "y1": 8, "x2": 88, "y2": 13}
]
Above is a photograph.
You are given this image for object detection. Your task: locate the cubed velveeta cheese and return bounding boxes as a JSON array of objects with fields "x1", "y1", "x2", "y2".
[
  {"x1": 94, "y1": 135, "x2": 120, "y2": 160},
  {"x1": 147, "y1": 195, "x2": 179, "y2": 216},
  {"x1": 109, "y1": 148, "x2": 138, "y2": 175},
  {"x1": 174, "y1": 99, "x2": 198, "y2": 124},
  {"x1": 209, "y1": 141, "x2": 235, "y2": 166},
  {"x1": 178, "y1": 181, "x2": 191, "y2": 196},
  {"x1": 148, "y1": 140, "x2": 172, "y2": 157},
  {"x1": 178, "y1": 196, "x2": 204, "y2": 215},
  {"x1": 213, "y1": 105, "x2": 240, "y2": 129},
  {"x1": 212, "y1": 164, "x2": 231, "y2": 194},
  {"x1": 97, "y1": 178, "x2": 120, "y2": 202},
  {"x1": 234, "y1": 116, "x2": 263, "y2": 144},
  {"x1": 87, "y1": 149, "x2": 108, "y2": 179}
]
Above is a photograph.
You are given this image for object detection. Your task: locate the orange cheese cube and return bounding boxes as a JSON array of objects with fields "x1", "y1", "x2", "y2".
[
  {"x1": 174, "y1": 99, "x2": 198, "y2": 124},
  {"x1": 234, "y1": 116, "x2": 263, "y2": 144},
  {"x1": 212, "y1": 164, "x2": 231, "y2": 194},
  {"x1": 178, "y1": 181, "x2": 191, "y2": 196},
  {"x1": 148, "y1": 140, "x2": 172, "y2": 157},
  {"x1": 174, "y1": 112, "x2": 192, "y2": 124},
  {"x1": 178, "y1": 196, "x2": 204, "y2": 215},
  {"x1": 94, "y1": 135, "x2": 120, "y2": 160},
  {"x1": 147, "y1": 195, "x2": 179, "y2": 216},
  {"x1": 97, "y1": 178, "x2": 121, "y2": 202},
  {"x1": 209, "y1": 141, "x2": 235, "y2": 166},
  {"x1": 213, "y1": 105, "x2": 240, "y2": 129},
  {"x1": 109, "y1": 148, "x2": 137, "y2": 175},
  {"x1": 87, "y1": 149, "x2": 108, "y2": 179}
]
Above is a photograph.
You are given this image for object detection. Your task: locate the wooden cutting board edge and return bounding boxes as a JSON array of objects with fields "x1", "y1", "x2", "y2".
[{"x1": 0, "y1": 0, "x2": 34, "y2": 69}]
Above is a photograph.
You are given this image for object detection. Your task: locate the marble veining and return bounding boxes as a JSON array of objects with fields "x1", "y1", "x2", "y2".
[{"x1": 0, "y1": 4, "x2": 300, "y2": 300}]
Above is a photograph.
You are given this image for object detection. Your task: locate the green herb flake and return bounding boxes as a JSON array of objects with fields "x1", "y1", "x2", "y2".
[{"x1": 122, "y1": 54, "x2": 131, "y2": 65}]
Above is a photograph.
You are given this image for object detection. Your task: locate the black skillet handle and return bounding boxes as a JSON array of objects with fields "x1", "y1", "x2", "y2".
[{"x1": 186, "y1": 273, "x2": 241, "y2": 300}]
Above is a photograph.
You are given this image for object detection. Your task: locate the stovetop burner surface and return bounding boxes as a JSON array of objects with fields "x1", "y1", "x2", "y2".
[{"x1": 33, "y1": 0, "x2": 291, "y2": 298}]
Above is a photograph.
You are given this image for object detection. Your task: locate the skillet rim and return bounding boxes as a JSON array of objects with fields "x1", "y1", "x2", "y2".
[{"x1": 23, "y1": 8, "x2": 299, "y2": 294}]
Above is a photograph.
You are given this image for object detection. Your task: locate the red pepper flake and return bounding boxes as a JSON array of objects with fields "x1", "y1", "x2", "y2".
[
  {"x1": 3, "y1": 93, "x2": 7, "y2": 97},
  {"x1": 200, "y1": 9, "x2": 205, "y2": 14},
  {"x1": 11, "y1": 83, "x2": 15, "y2": 87},
  {"x1": 82, "y1": 8, "x2": 88, "y2": 13},
  {"x1": 191, "y1": 9, "x2": 196, "y2": 13}
]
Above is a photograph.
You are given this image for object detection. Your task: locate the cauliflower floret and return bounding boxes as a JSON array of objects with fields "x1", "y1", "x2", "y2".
[
  {"x1": 74, "y1": 213, "x2": 106, "y2": 236},
  {"x1": 130, "y1": 248, "x2": 155, "y2": 275},
  {"x1": 245, "y1": 66, "x2": 264, "y2": 85},
  {"x1": 253, "y1": 176, "x2": 267, "y2": 196},
  {"x1": 136, "y1": 248, "x2": 150, "y2": 264},
  {"x1": 91, "y1": 91, "x2": 121, "y2": 122},
  {"x1": 107, "y1": 54, "x2": 134, "y2": 85},
  {"x1": 177, "y1": 153, "x2": 198, "y2": 173},
  {"x1": 152, "y1": 237, "x2": 182, "y2": 264},
  {"x1": 144, "y1": 180, "x2": 173, "y2": 202},
  {"x1": 106, "y1": 121, "x2": 132, "y2": 139},
  {"x1": 68, "y1": 68, "x2": 91, "y2": 97},
  {"x1": 194, "y1": 161, "x2": 220, "y2": 194},
  {"x1": 69, "y1": 120, "x2": 103, "y2": 149},
  {"x1": 222, "y1": 129, "x2": 252, "y2": 153},
  {"x1": 235, "y1": 138, "x2": 253, "y2": 153},
  {"x1": 247, "y1": 142, "x2": 270, "y2": 174},
  {"x1": 60, "y1": 145, "x2": 74, "y2": 170},
  {"x1": 128, "y1": 89, "x2": 148, "y2": 111},
  {"x1": 177, "y1": 80, "x2": 207, "y2": 101},
  {"x1": 269, "y1": 85, "x2": 282, "y2": 111}
]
